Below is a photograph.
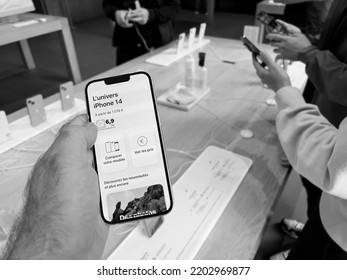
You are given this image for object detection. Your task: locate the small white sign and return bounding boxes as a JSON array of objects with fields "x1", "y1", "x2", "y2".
[
  {"x1": 187, "y1": 27, "x2": 196, "y2": 49},
  {"x1": 198, "y1": 23, "x2": 207, "y2": 44},
  {"x1": 176, "y1": 32, "x2": 185, "y2": 55},
  {"x1": 243, "y1": 25, "x2": 260, "y2": 44}
]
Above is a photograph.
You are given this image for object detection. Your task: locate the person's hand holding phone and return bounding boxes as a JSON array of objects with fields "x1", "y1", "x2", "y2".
[
  {"x1": 115, "y1": 10, "x2": 134, "y2": 28},
  {"x1": 129, "y1": 8, "x2": 149, "y2": 25},
  {"x1": 266, "y1": 32, "x2": 312, "y2": 61},
  {"x1": 5, "y1": 115, "x2": 109, "y2": 259},
  {"x1": 252, "y1": 51, "x2": 292, "y2": 92},
  {"x1": 257, "y1": 11, "x2": 288, "y2": 35},
  {"x1": 275, "y1": 20, "x2": 302, "y2": 36},
  {"x1": 85, "y1": 72, "x2": 173, "y2": 224}
]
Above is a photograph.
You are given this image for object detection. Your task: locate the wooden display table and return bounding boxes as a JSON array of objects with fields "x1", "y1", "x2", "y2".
[
  {"x1": 0, "y1": 36, "x2": 306, "y2": 259},
  {"x1": 0, "y1": 13, "x2": 81, "y2": 83}
]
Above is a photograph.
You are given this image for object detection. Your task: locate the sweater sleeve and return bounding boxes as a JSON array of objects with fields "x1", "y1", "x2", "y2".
[
  {"x1": 275, "y1": 86, "x2": 347, "y2": 199},
  {"x1": 147, "y1": 0, "x2": 181, "y2": 23},
  {"x1": 298, "y1": 46, "x2": 347, "y2": 106}
]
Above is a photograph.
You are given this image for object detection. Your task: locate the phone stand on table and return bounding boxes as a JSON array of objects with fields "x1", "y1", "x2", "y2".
[{"x1": 142, "y1": 216, "x2": 164, "y2": 237}]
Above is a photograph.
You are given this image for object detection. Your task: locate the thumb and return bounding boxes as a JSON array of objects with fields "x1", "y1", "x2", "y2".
[
  {"x1": 68, "y1": 114, "x2": 88, "y2": 126},
  {"x1": 61, "y1": 114, "x2": 97, "y2": 150}
]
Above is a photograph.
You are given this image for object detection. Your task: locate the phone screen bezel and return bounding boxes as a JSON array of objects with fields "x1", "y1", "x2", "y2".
[{"x1": 85, "y1": 71, "x2": 173, "y2": 224}]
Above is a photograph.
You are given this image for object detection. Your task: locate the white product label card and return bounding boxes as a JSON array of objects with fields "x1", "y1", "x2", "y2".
[
  {"x1": 187, "y1": 27, "x2": 196, "y2": 49},
  {"x1": 176, "y1": 33, "x2": 185, "y2": 55},
  {"x1": 243, "y1": 25, "x2": 260, "y2": 44}
]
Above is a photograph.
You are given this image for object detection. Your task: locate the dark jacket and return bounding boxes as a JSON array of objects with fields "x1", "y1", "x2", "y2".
[
  {"x1": 299, "y1": 0, "x2": 347, "y2": 127},
  {"x1": 102, "y1": 0, "x2": 180, "y2": 48},
  {"x1": 284, "y1": 0, "x2": 332, "y2": 38}
]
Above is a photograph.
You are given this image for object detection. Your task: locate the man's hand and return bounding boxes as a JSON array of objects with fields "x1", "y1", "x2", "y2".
[
  {"x1": 266, "y1": 32, "x2": 312, "y2": 61},
  {"x1": 115, "y1": 10, "x2": 134, "y2": 28},
  {"x1": 5, "y1": 115, "x2": 109, "y2": 259},
  {"x1": 129, "y1": 8, "x2": 149, "y2": 25},
  {"x1": 252, "y1": 51, "x2": 292, "y2": 92},
  {"x1": 276, "y1": 19, "x2": 302, "y2": 36}
]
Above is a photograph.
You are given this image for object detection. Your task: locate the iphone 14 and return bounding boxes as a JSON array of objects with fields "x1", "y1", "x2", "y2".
[{"x1": 85, "y1": 71, "x2": 173, "y2": 224}]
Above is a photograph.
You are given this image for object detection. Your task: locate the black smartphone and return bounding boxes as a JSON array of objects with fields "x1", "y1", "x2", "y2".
[
  {"x1": 241, "y1": 35, "x2": 260, "y2": 55},
  {"x1": 256, "y1": 11, "x2": 288, "y2": 35},
  {"x1": 241, "y1": 35, "x2": 266, "y2": 67},
  {"x1": 85, "y1": 71, "x2": 173, "y2": 224},
  {"x1": 241, "y1": 35, "x2": 266, "y2": 68}
]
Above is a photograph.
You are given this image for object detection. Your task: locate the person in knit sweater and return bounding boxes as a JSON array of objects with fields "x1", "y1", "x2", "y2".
[{"x1": 253, "y1": 50, "x2": 347, "y2": 259}]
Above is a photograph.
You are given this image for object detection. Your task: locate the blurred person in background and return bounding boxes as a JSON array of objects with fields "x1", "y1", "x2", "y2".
[
  {"x1": 275, "y1": 0, "x2": 333, "y2": 42},
  {"x1": 103, "y1": 0, "x2": 180, "y2": 65}
]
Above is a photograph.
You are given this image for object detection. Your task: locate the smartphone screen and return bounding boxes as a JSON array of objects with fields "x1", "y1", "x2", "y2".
[{"x1": 85, "y1": 72, "x2": 172, "y2": 224}]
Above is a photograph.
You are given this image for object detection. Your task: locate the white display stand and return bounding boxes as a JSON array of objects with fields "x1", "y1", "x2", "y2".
[
  {"x1": 157, "y1": 83, "x2": 210, "y2": 111},
  {"x1": 107, "y1": 146, "x2": 252, "y2": 260},
  {"x1": 146, "y1": 39, "x2": 210, "y2": 67},
  {"x1": 0, "y1": 98, "x2": 86, "y2": 154}
]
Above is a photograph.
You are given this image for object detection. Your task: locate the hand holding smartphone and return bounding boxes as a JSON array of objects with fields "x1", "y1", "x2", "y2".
[
  {"x1": 85, "y1": 72, "x2": 173, "y2": 224},
  {"x1": 241, "y1": 36, "x2": 266, "y2": 68},
  {"x1": 126, "y1": 0, "x2": 141, "y2": 22},
  {"x1": 256, "y1": 11, "x2": 288, "y2": 35}
]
